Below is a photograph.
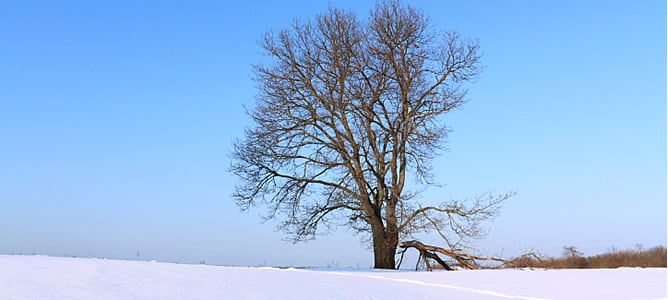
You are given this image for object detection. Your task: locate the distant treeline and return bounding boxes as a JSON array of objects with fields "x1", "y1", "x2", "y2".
[{"x1": 509, "y1": 245, "x2": 667, "y2": 269}]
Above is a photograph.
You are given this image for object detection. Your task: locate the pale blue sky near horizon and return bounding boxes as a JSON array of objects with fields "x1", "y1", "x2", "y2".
[{"x1": 1, "y1": 0, "x2": 665, "y2": 267}]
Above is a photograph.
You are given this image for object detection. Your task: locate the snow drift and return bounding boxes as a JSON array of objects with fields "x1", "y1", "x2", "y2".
[{"x1": 0, "y1": 255, "x2": 665, "y2": 299}]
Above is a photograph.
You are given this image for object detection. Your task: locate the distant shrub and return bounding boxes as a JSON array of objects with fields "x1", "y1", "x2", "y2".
[
  {"x1": 508, "y1": 245, "x2": 667, "y2": 269},
  {"x1": 587, "y1": 246, "x2": 667, "y2": 268}
]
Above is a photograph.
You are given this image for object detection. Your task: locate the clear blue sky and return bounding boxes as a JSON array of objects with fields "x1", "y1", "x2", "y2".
[{"x1": 1, "y1": 0, "x2": 665, "y2": 267}]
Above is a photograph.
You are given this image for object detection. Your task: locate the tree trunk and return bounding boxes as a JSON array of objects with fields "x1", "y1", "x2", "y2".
[{"x1": 371, "y1": 227, "x2": 398, "y2": 269}]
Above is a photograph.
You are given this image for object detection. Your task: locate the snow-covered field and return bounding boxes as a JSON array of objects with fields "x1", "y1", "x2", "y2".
[{"x1": 1, "y1": 255, "x2": 665, "y2": 300}]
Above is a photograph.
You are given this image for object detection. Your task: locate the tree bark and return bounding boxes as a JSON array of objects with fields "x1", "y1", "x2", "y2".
[{"x1": 371, "y1": 227, "x2": 398, "y2": 269}]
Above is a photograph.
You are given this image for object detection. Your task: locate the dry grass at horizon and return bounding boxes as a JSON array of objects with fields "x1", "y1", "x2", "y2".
[{"x1": 509, "y1": 245, "x2": 667, "y2": 269}]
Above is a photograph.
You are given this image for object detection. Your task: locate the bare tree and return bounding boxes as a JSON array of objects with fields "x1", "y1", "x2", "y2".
[{"x1": 231, "y1": 0, "x2": 511, "y2": 269}]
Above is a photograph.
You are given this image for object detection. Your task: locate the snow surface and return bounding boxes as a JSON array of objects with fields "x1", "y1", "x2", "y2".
[{"x1": 0, "y1": 255, "x2": 665, "y2": 299}]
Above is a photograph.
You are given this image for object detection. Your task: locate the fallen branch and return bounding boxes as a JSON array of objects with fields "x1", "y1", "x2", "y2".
[{"x1": 399, "y1": 240, "x2": 512, "y2": 271}]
